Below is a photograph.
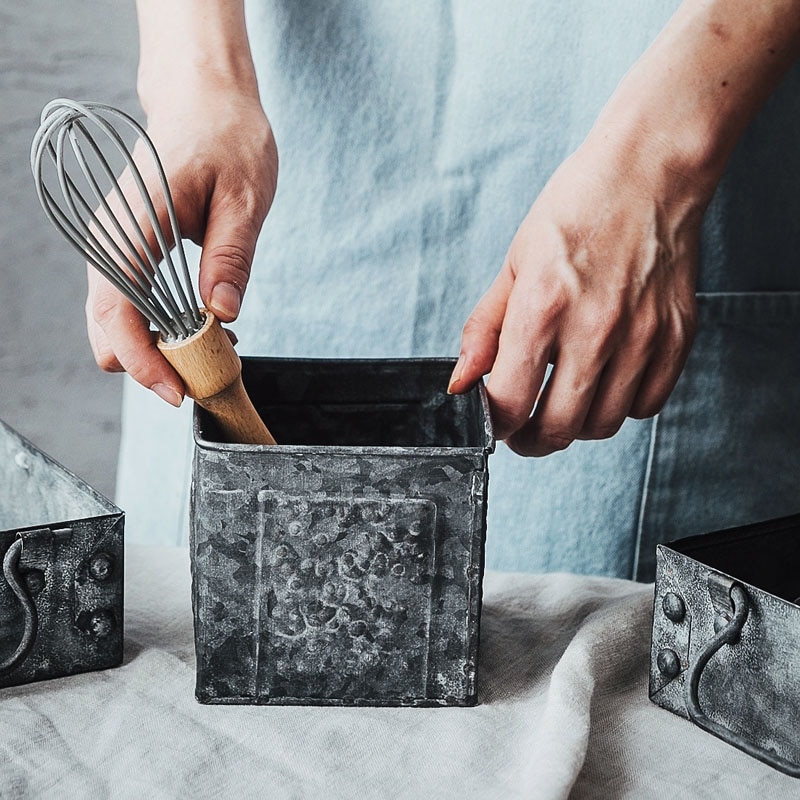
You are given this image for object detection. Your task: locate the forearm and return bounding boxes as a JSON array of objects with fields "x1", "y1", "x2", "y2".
[
  {"x1": 135, "y1": 0, "x2": 259, "y2": 117},
  {"x1": 590, "y1": 0, "x2": 800, "y2": 206}
]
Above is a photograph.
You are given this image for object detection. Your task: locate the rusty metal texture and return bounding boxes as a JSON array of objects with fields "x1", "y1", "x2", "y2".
[
  {"x1": 650, "y1": 513, "x2": 800, "y2": 776},
  {"x1": 190, "y1": 358, "x2": 493, "y2": 706},
  {"x1": 0, "y1": 420, "x2": 124, "y2": 689}
]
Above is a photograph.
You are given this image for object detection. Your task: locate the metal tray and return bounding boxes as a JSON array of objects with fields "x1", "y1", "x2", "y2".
[
  {"x1": 650, "y1": 513, "x2": 800, "y2": 776},
  {"x1": 190, "y1": 357, "x2": 494, "y2": 706},
  {"x1": 0, "y1": 420, "x2": 124, "y2": 689}
]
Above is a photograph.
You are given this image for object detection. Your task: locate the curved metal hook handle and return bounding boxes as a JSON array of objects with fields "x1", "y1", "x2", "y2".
[
  {"x1": 0, "y1": 538, "x2": 38, "y2": 674},
  {"x1": 685, "y1": 583, "x2": 800, "y2": 778}
]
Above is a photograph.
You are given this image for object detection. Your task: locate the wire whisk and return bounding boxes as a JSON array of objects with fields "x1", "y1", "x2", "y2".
[
  {"x1": 31, "y1": 99, "x2": 203, "y2": 342},
  {"x1": 31, "y1": 98, "x2": 276, "y2": 445}
]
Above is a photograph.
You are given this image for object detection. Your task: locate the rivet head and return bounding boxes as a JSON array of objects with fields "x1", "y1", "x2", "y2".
[
  {"x1": 23, "y1": 569, "x2": 46, "y2": 595},
  {"x1": 89, "y1": 552, "x2": 114, "y2": 582},
  {"x1": 656, "y1": 648, "x2": 681, "y2": 679},
  {"x1": 89, "y1": 609, "x2": 115, "y2": 639},
  {"x1": 662, "y1": 592, "x2": 686, "y2": 622}
]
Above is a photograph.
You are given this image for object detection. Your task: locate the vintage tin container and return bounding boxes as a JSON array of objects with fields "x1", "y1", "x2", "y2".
[
  {"x1": 0, "y1": 419, "x2": 124, "y2": 689},
  {"x1": 650, "y1": 513, "x2": 800, "y2": 777},
  {"x1": 190, "y1": 357, "x2": 494, "y2": 706}
]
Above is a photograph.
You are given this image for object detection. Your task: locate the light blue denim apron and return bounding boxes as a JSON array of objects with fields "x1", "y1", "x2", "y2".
[{"x1": 117, "y1": 1, "x2": 800, "y2": 580}]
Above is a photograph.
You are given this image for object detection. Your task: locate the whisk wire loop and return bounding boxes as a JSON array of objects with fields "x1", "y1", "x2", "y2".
[
  {"x1": 74, "y1": 107, "x2": 200, "y2": 334},
  {"x1": 34, "y1": 151, "x2": 177, "y2": 336},
  {"x1": 30, "y1": 99, "x2": 203, "y2": 341},
  {"x1": 63, "y1": 119, "x2": 193, "y2": 337}
]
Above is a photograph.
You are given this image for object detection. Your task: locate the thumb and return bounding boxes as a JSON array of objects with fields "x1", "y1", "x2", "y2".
[
  {"x1": 197, "y1": 201, "x2": 260, "y2": 322},
  {"x1": 447, "y1": 263, "x2": 514, "y2": 394}
]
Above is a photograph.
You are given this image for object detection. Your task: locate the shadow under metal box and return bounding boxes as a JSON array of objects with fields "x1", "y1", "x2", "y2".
[
  {"x1": 0, "y1": 420, "x2": 124, "y2": 689},
  {"x1": 190, "y1": 357, "x2": 494, "y2": 706},
  {"x1": 650, "y1": 513, "x2": 800, "y2": 777}
]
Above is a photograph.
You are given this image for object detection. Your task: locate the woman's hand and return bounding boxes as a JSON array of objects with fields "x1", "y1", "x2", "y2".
[
  {"x1": 449, "y1": 131, "x2": 702, "y2": 456},
  {"x1": 449, "y1": 0, "x2": 800, "y2": 455},
  {"x1": 85, "y1": 88, "x2": 277, "y2": 406},
  {"x1": 85, "y1": 0, "x2": 275, "y2": 406}
]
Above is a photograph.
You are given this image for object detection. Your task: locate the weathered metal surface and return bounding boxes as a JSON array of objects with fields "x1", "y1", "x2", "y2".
[
  {"x1": 650, "y1": 513, "x2": 800, "y2": 776},
  {"x1": 0, "y1": 420, "x2": 124, "y2": 689},
  {"x1": 191, "y1": 358, "x2": 493, "y2": 706}
]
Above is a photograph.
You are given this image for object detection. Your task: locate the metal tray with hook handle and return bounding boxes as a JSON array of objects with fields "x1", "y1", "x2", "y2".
[
  {"x1": 0, "y1": 419, "x2": 123, "y2": 689},
  {"x1": 650, "y1": 513, "x2": 800, "y2": 777}
]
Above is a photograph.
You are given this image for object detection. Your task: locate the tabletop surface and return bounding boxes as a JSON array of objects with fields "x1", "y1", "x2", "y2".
[{"x1": 0, "y1": 546, "x2": 794, "y2": 800}]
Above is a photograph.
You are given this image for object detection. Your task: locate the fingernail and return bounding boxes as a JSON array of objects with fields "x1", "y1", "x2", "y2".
[
  {"x1": 209, "y1": 282, "x2": 242, "y2": 320},
  {"x1": 152, "y1": 383, "x2": 183, "y2": 408},
  {"x1": 447, "y1": 354, "x2": 466, "y2": 395}
]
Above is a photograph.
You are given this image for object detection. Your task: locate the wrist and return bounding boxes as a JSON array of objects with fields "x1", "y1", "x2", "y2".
[
  {"x1": 586, "y1": 0, "x2": 800, "y2": 209},
  {"x1": 586, "y1": 95, "x2": 721, "y2": 214},
  {"x1": 136, "y1": 0, "x2": 260, "y2": 117}
]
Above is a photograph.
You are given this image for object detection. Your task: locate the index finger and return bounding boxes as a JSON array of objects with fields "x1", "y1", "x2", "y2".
[{"x1": 86, "y1": 265, "x2": 185, "y2": 407}]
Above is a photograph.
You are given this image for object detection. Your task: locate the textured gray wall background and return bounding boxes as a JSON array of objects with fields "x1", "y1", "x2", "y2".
[{"x1": 0, "y1": 1, "x2": 139, "y2": 498}]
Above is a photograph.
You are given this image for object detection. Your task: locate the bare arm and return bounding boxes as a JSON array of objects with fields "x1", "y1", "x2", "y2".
[
  {"x1": 86, "y1": 0, "x2": 277, "y2": 405},
  {"x1": 449, "y1": 0, "x2": 800, "y2": 455}
]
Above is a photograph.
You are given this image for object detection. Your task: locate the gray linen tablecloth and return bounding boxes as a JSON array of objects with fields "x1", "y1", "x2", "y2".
[{"x1": 0, "y1": 546, "x2": 794, "y2": 799}]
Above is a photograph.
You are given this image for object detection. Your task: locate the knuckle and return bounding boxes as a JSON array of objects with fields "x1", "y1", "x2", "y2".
[
  {"x1": 579, "y1": 420, "x2": 623, "y2": 440},
  {"x1": 629, "y1": 396, "x2": 663, "y2": 420},
  {"x1": 205, "y1": 242, "x2": 252, "y2": 285},
  {"x1": 95, "y1": 351, "x2": 123, "y2": 374},
  {"x1": 461, "y1": 314, "x2": 485, "y2": 339},
  {"x1": 537, "y1": 429, "x2": 575, "y2": 453},
  {"x1": 488, "y1": 397, "x2": 531, "y2": 439},
  {"x1": 89, "y1": 291, "x2": 120, "y2": 329},
  {"x1": 500, "y1": 309, "x2": 550, "y2": 351},
  {"x1": 574, "y1": 302, "x2": 626, "y2": 354},
  {"x1": 527, "y1": 290, "x2": 568, "y2": 330},
  {"x1": 86, "y1": 323, "x2": 123, "y2": 374},
  {"x1": 238, "y1": 182, "x2": 272, "y2": 221},
  {"x1": 462, "y1": 310, "x2": 501, "y2": 343},
  {"x1": 508, "y1": 427, "x2": 575, "y2": 457},
  {"x1": 505, "y1": 437, "x2": 536, "y2": 457},
  {"x1": 257, "y1": 140, "x2": 279, "y2": 199},
  {"x1": 633, "y1": 312, "x2": 662, "y2": 348},
  {"x1": 669, "y1": 306, "x2": 698, "y2": 353}
]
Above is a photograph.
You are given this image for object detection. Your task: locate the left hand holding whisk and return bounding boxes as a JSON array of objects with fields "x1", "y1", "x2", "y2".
[
  {"x1": 84, "y1": 0, "x2": 277, "y2": 406},
  {"x1": 85, "y1": 87, "x2": 277, "y2": 406}
]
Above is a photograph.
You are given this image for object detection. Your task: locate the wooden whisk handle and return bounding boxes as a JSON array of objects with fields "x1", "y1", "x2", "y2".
[{"x1": 157, "y1": 311, "x2": 277, "y2": 445}]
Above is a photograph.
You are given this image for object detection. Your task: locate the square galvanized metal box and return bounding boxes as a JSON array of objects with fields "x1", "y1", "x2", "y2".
[
  {"x1": 650, "y1": 513, "x2": 800, "y2": 777},
  {"x1": 190, "y1": 357, "x2": 494, "y2": 706},
  {"x1": 0, "y1": 420, "x2": 124, "y2": 689}
]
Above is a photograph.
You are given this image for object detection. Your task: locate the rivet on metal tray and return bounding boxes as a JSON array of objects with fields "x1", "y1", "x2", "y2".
[
  {"x1": 662, "y1": 592, "x2": 686, "y2": 623},
  {"x1": 88, "y1": 610, "x2": 115, "y2": 639},
  {"x1": 88, "y1": 553, "x2": 114, "y2": 582},
  {"x1": 656, "y1": 648, "x2": 681, "y2": 679},
  {"x1": 77, "y1": 608, "x2": 115, "y2": 639},
  {"x1": 23, "y1": 569, "x2": 46, "y2": 596}
]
